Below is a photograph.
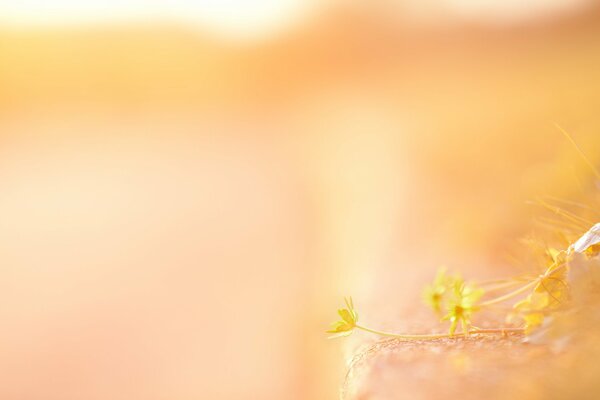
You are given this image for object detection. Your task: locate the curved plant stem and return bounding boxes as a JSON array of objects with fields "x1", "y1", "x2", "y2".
[
  {"x1": 554, "y1": 122, "x2": 600, "y2": 180},
  {"x1": 477, "y1": 276, "x2": 535, "y2": 287},
  {"x1": 478, "y1": 260, "x2": 569, "y2": 307},
  {"x1": 478, "y1": 279, "x2": 539, "y2": 307},
  {"x1": 355, "y1": 325, "x2": 524, "y2": 340},
  {"x1": 355, "y1": 325, "x2": 451, "y2": 339},
  {"x1": 479, "y1": 279, "x2": 534, "y2": 293}
]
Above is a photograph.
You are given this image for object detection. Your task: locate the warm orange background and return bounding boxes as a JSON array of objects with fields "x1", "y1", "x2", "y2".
[{"x1": 1, "y1": 2, "x2": 600, "y2": 399}]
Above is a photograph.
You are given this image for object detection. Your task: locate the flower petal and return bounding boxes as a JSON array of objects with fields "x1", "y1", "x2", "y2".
[
  {"x1": 327, "y1": 330, "x2": 353, "y2": 339},
  {"x1": 338, "y1": 309, "x2": 354, "y2": 324}
]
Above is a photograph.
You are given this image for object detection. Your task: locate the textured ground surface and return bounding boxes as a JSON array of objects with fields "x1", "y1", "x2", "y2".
[{"x1": 342, "y1": 333, "x2": 550, "y2": 400}]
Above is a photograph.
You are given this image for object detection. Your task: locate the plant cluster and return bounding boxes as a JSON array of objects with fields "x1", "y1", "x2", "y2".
[
  {"x1": 327, "y1": 127, "x2": 600, "y2": 344},
  {"x1": 327, "y1": 233, "x2": 594, "y2": 341}
]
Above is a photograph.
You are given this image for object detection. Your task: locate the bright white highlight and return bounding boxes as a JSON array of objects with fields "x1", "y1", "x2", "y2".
[{"x1": 0, "y1": 0, "x2": 310, "y2": 40}]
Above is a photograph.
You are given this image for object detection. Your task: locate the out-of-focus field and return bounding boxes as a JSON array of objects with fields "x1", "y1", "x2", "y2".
[{"x1": 1, "y1": 4, "x2": 600, "y2": 399}]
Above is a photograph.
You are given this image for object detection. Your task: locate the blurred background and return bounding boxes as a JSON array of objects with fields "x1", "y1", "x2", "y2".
[{"x1": 1, "y1": 1, "x2": 600, "y2": 399}]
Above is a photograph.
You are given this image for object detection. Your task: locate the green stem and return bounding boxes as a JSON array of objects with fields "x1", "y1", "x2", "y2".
[{"x1": 355, "y1": 325, "x2": 524, "y2": 340}]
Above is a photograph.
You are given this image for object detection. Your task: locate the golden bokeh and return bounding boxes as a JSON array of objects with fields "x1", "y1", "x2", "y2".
[{"x1": 1, "y1": 2, "x2": 600, "y2": 399}]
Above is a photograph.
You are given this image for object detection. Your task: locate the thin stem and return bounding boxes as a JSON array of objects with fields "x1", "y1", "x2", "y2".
[
  {"x1": 478, "y1": 279, "x2": 534, "y2": 293},
  {"x1": 554, "y1": 122, "x2": 600, "y2": 181},
  {"x1": 478, "y1": 261, "x2": 568, "y2": 308},
  {"x1": 471, "y1": 328, "x2": 525, "y2": 335},
  {"x1": 477, "y1": 276, "x2": 534, "y2": 286},
  {"x1": 355, "y1": 325, "x2": 524, "y2": 340},
  {"x1": 542, "y1": 195, "x2": 600, "y2": 217},
  {"x1": 355, "y1": 325, "x2": 451, "y2": 339},
  {"x1": 533, "y1": 198, "x2": 593, "y2": 227},
  {"x1": 478, "y1": 279, "x2": 539, "y2": 307}
]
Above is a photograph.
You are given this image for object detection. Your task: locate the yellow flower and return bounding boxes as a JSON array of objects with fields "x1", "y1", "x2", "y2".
[
  {"x1": 546, "y1": 247, "x2": 563, "y2": 264},
  {"x1": 442, "y1": 279, "x2": 484, "y2": 335},
  {"x1": 326, "y1": 297, "x2": 358, "y2": 339},
  {"x1": 423, "y1": 267, "x2": 454, "y2": 314},
  {"x1": 513, "y1": 292, "x2": 549, "y2": 334},
  {"x1": 534, "y1": 250, "x2": 569, "y2": 307}
]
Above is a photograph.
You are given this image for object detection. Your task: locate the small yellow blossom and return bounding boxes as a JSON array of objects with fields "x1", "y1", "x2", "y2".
[
  {"x1": 423, "y1": 267, "x2": 454, "y2": 314},
  {"x1": 513, "y1": 292, "x2": 550, "y2": 334},
  {"x1": 442, "y1": 279, "x2": 484, "y2": 335},
  {"x1": 326, "y1": 297, "x2": 358, "y2": 339},
  {"x1": 546, "y1": 247, "x2": 563, "y2": 264},
  {"x1": 513, "y1": 252, "x2": 569, "y2": 334},
  {"x1": 535, "y1": 253, "x2": 569, "y2": 307}
]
